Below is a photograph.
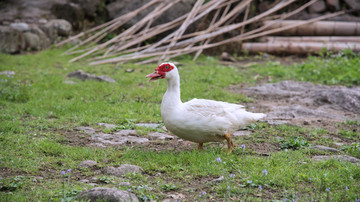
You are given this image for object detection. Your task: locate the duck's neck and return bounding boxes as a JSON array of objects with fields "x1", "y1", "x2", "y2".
[{"x1": 162, "y1": 74, "x2": 182, "y2": 110}]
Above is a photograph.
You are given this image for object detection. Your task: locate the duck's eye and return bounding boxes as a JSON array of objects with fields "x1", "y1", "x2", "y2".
[{"x1": 165, "y1": 66, "x2": 169, "y2": 69}]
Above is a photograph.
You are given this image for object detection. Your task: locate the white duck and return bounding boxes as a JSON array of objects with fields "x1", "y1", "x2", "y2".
[{"x1": 146, "y1": 62, "x2": 266, "y2": 152}]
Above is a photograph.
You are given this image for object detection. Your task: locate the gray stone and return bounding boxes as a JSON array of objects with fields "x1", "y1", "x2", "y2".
[
  {"x1": 309, "y1": 0, "x2": 327, "y2": 13},
  {"x1": 47, "y1": 19, "x2": 72, "y2": 36},
  {"x1": 326, "y1": 0, "x2": 341, "y2": 11},
  {"x1": 312, "y1": 155, "x2": 360, "y2": 163},
  {"x1": 343, "y1": 0, "x2": 360, "y2": 9},
  {"x1": 90, "y1": 143, "x2": 106, "y2": 147},
  {"x1": 312, "y1": 145, "x2": 340, "y2": 153},
  {"x1": 10, "y1": 22, "x2": 30, "y2": 32},
  {"x1": 211, "y1": 176, "x2": 224, "y2": 182},
  {"x1": 78, "y1": 160, "x2": 97, "y2": 168},
  {"x1": 0, "y1": 26, "x2": 25, "y2": 53},
  {"x1": 67, "y1": 70, "x2": 116, "y2": 83},
  {"x1": 74, "y1": 126, "x2": 96, "y2": 135},
  {"x1": 135, "y1": 123, "x2": 161, "y2": 129},
  {"x1": 233, "y1": 131, "x2": 252, "y2": 137},
  {"x1": 98, "y1": 123, "x2": 118, "y2": 129},
  {"x1": 105, "y1": 164, "x2": 143, "y2": 176},
  {"x1": 64, "y1": 80, "x2": 77, "y2": 84},
  {"x1": 39, "y1": 23, "x2": 58, "y2": 43},
  {"x1": 29, "y1": 26, "x2": 51, "y2": 49},
  {"x1": 91, "y1": 132, "x2": 149, "y2": 146},
  {"x1": 243, "y1": 81, "x2": 360, "y2": 122},
  {"x1": 52, "y1": 2, "x2": 84, "y2": 30},
  {"x1": 114, "y1": 130, "x2": 137, "y2": 136},
  {"x1": 120, "y1": 182, "x2": 131, "y2": 187},
  {"x1": 80, "y1": 179, "x2": 90, "y2": 183},
  {"x1": 334, "y1": 142, "x2": 345, "y2": 147},
  {"x1": 148, "y1": 132, "x2": 174, "y2": 140},
  {"x1": 78, "y1": 187, "x2": 139, "y2": 202},
  {"x1": 106, "y1": 0, "x2": 196, "y2": 27},
  {"x1": 23, "y1": 32, "x2": 40, "y2": 50},
  {"x1": 88, "y1": 183, "x2": 98, "y2": 186},
  {"x1": 73, "y1": 0, "x2": 102, "y2": 18},
  {"x1": 0, "y1": 71, "x2": 15, "y2": 76}
]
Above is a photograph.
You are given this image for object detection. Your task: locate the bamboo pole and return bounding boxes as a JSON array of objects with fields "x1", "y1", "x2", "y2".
[
  {"x1": 263, "y1": 20, "x2": 360, "y2": 36},
  {"x1": 89, "y1": 9, "x2": 346, "y2": 65},
  {"x1": 260, "y1": 36, "x2": 360, "y2": 43},
  {"x1": 242, "y1": 42, "x2": 360, "y2": 54}
]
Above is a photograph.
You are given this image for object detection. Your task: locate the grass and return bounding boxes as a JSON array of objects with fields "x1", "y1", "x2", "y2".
[{"x1": 0, "y1": 48, "x2": 359, "y2": 201}]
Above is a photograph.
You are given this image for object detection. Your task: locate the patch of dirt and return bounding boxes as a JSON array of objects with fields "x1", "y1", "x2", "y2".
[{"x1": 230, "y1": 80, "x2": 360, "y2": 133}]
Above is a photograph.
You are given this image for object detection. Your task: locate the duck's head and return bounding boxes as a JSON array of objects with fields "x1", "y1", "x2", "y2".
[{"x1": 146, "y1": 62, "x2": 178, "y2": 82}]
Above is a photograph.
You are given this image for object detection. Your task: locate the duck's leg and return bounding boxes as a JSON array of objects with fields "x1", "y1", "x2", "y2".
[
  {"x1": 224, "y1": 132, "x2": 234, "y2": 153},
  {"x1": 198, "y1": 143, "x2": 203, "y2": 150}
]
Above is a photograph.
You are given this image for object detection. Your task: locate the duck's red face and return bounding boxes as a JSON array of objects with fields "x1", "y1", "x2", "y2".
[{"x1": 146, "y1": 63, "x2": 175, "y2": 81}]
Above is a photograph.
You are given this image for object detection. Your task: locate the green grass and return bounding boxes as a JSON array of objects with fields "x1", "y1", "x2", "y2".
[
  {"x1": 0, "y1": 48, "x2": 359, "y2": 201},
  {"x1": 245, "y1": 49, "x2": 360, "y2": 86}
]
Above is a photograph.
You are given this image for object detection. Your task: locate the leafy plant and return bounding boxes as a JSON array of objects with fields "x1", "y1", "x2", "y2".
[
  {"x1": 279, "y1": 136, "x2": 310, "y2": 150},
  {"x1": 340, "y1": 143, "x2": 360, "y2": 158},
  {"x1": 0, "y1": 74, "x2": 30, "y2": 103},
  {"x1": 160, "y1": 183, "x2": 178, "y2": 191}
]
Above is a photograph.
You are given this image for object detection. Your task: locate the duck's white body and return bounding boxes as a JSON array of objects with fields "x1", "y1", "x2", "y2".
[{"x1": 147, "y1": 63, "x2": 266, "y2": 150}]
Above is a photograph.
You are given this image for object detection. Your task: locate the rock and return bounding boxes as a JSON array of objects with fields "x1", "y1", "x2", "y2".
[
  {"x1": 72, "y1": 0, "x2": 102, "y2": 18},
  {"x1": 211, "y1": 176, "x2": 224, "y2": 182},
  {"x1": 0, "y1": 26, "x2": 25, "y2": 53},
  {"x1": 98, "y1": 123, "x2": 118, "y2": 129},
  {"x1": 312, "y1": 155, "x2": 360, "y2": 163},
  {"x1": 308, "y1": 0, "x2": 327, "y2": 13},
  {"x1": 39, "y1": 23, "x2": 58, "y2": 43},
  {"x1": 312, "y1": 88, "x2": 360, "y2": 113},
  {"x1": 343, "y1": 0, "x2": 360, "y2": 9},
  {"x1": 64, "y1": 80, "x2": 77, "y2": 84},
  {"x1": 312, "y1": 145, "x2": 340, "y2": 153},
  {"x1": 334, "y1": 142, "x2": 345, "y2": 147},
  {"x1": 46, "y1": 19, "x2": 72, "y2": 36},
  {"x1": 120, "y1": 182, "x2": 131, "y2": 187},
  {"x1": 266, "y1": 120, "x2": 290, "y2": 125},
  {"x1": 23, "y1": 32, "x2": 40, "y2": 50},
  {"x1": 67, "y1": 70, "x2": 116, "y2": 83},
  {"x1": 148, "y1": 132, "x2": 174, "y2": 140},
  {"x1": 168, "y1": 193, "x2": 186, "y2": 200},
  {"x1": 78, "y1": 160, "x2": 97, "y2": 168},
  {"x1": 91, "y1": 132, "x2": 149, "y2": 146},
  {"x1": 220, "y1": 52, "x2": 237, "y2": 62},
  {"x1": 29, "y1": 26, "x2": 51, "y2": 49},
  {"x1": 135, "y1": 123, "x2": 161, "y2": 129},
  {"x1": 88, "y1": 183, "x2": 98, "y2": 186},
  {"x1": 90, "y1": 143, "x2": 106, "y2": 147},
  {"x1": 326, "y1": 0, "x2": 340, "y2": 11},
  {"x1": 0, "y1": 71, "x2": 15, "y2": 76},
  {"x1": 74, "y1": 126, "x2": 96, "y2": 135},
  {"x1": 105, "y1": 164, "x2": 143, "y2": 176},
  {"x1": 233, "y1": 131, "x2": 252, "y2": 137},
  {"x1": 106, "y1": 0, "x2": 196, "y2": 27},
  {"x1": 10, "y1": 22, "x2": 30, "y2": 32},
  {"x1": 80, "y1": 179, "x2": 90, "y2": 183},
  {"x1": 78, "y1": 187, "x2": 139, "y2": 202},
  {"x1": 52, "y1": 2, "x2": 84, "y2": 30},
  {"x1": 114, "y1": 130, "x2": 137, "y2": 136},
  {"x1": 243, "y1": 81, "x2": 360, "y2": 122}
]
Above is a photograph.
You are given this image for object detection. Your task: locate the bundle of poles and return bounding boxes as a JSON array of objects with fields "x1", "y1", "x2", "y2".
[{"x1": 56, "y1": 0, "x2": 360, "y2": 65}]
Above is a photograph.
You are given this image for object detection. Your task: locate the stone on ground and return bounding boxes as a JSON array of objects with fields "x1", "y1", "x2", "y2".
[
  {"x1": 105, "y1": 164, "x2": 143, "y2": 176},
  {"x1": 78, "y1": 187, "x2": 139, "y2": 202}
]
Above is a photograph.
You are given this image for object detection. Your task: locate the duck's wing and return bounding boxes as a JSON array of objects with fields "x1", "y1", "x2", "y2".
[
  {"x1": 183, "y1": 98, "x2": 265, "y2": 130},
  {"x1": 184, "y1": 98, "x2": 245, "y2": 120}
]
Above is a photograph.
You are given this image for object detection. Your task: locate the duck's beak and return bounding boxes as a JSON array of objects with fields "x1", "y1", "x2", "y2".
[{"x1": 146, "y1": 71, "x2": 163, "y2": 82}]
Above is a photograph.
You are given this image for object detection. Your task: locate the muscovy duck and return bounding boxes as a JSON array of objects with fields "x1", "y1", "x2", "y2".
[{"x1": 146, "y1": 62, "x2": 266, "y2": 152}]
